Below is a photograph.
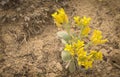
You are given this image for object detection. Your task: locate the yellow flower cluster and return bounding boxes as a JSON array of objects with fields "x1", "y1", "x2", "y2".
[
  {"x1": 52, "y1": 8, "x2": 68, "y2": 27},
  {"x1": 51, "y1": 8, "x2": 107, "y2": 70},
  {"x1": 89, "y1": 50, "x2": 103, "y2": 60},
  {"x1": 77, "y1": 49, "x2": 103, "y2": 69},
  {"x1": 64, "y1": 40, "x2": 84, "y2": 56},
  {"x1": 64, "y1": 40, "x2": 103, "y2": 69},
  {"x1": 74, "y1": 16, "x2": 91, "y2": 26},
  {"x1": 91, "y1": 30, "x2": 108, "y2": 45},
  {"x1": 74, "y1": 16, "x2": 91, "y2": 36},
  {"x1": 81, "y1": 16, "x2": 91, "y2": 26},
  {"x1": 74, "y1": 16, "x2": 81, "y2": 26},
  {"x1": 81, "y1": 26, "x2": 91, "y2": 36}
]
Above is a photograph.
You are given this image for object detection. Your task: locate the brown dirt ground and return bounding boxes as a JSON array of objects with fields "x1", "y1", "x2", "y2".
[{"x1": 0, "y1": 0, "x2": 120, "y2": 77}]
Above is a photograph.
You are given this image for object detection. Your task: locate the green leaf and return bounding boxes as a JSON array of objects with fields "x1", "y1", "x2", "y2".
[
  {"x1": 69, "y1": 61, "x2": 76, "y2": 73},
  {"x1": 61, "y1": 51, "x2": 72, "y2": 62},
  {"x1": 57, "y1": 31, "x2": 71, "y2": 42}
]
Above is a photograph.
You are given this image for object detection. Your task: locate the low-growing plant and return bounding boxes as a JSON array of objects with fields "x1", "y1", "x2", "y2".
[{"x1": 51, "y1": 8, "x2": 108, "y2": 73}]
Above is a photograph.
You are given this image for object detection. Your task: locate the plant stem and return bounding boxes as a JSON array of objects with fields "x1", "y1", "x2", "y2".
[
  {"x1": 85, "y1": 42, "x2": 92, "y2": 50},
  {"x1": 63, "y1": 23, "x2": 71, "y2": 35},
  {"x1": 79, "y1": 25, "x2": 84, "y2": 40}
]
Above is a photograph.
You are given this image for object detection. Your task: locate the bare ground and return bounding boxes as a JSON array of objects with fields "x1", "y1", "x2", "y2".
[{"x1": 0, "y1": 0, "x2": 120, "y2": 77}]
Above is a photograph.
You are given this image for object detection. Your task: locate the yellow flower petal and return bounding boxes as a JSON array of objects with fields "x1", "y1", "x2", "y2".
[
  {"x1": 81, "y1": 26, "x2": 91, "y2": 36},
  {"x1": 91, "y1": 30, "x2": 108, "y2": 45},
  {"x1": 74, "y1": 16, "x2": 81, "y2": 25},
  {"x1": 80, "y1": 16, "x2": 91, "y2": 26},
  {"x1": 51, "y1": 8, "x2": 68, "y2": 27}
]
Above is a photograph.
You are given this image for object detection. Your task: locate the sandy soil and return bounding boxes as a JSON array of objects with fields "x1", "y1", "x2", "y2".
[{"x1": 0, "y1": 0, "x2": 120, "y2": 77}]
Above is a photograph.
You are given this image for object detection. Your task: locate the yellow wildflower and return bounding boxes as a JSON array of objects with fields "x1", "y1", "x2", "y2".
[
  {"x1": 76, "y1": 40, "x2": 84, "y2": 48},
  {"x1": 89, "y1": 50, "x2": 98, "y2": 61},
  {"x1": 57, "y1": 8, "x2": 68, "y2": 23},
  {"x1": 74, "y1": 16, "x2": 81, "y2": 25},
  {"x1": 75, "y1": 40, "x2": 85, "y2": 51},
  {"x1": 51, "y1": 8, "x2": 68, "y2": 27},
  {"x1": 96, "y1": 51, "x2": 103, "y2": 60},
  {"x1": 80, "y1": 16, "x2": 91, "y2": 26},
  {"x1": 77, "y1": 49, "x2": 93, "y2": 69},
  {"x1": 77, "y1": 47, "x2": 86, "y2": 56},
  {"x1": 64, "y1": 44, "x2": 72, "y2": 51},
  {"x1": 52, "y1": 12, "x2": 63, "y2": 27},
  {"x1": 89, "y1": 50, "x2": 103, "y2": 60},
  {"x1": 84, "y1": 61, "x2": 93, "y2": 69},
  {"x1": 64, "y1": 44, "x2": 74, "y2": 56},
  {"x1": 77, "y1": 48, "x2": 87, "y2": 65},
  {"x1": 78, "y1": 55, "x2": 87, "y2": 66},
  {"x1": 91, "y1": 30, "x2": 108, "y2": 45},
  {"x1": 77, "y1": 50, "x2": 103, "y2": 69},
  {"x1": 78, "y1": 58, "x2": 93, "y2": 69},
  {"x1": 64, "y1": 40, "x2": 84, "y2": 56},
  {"x1": 74, "y1": 16, "x2": 91, "y2": 26},
  {"x1": 81, "y1": 26, "x2": 91, "y2": 36}
]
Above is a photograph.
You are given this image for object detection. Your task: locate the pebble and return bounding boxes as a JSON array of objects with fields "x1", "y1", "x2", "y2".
[
  {"x1": 48, "y1": 73, "x2": 56, "y2": 77},
  {"x1": 56, "y1": 62, "x2": 63, "y2": 71},
  {"x1": 100, "y1": 48, "x2": 109, "y2": 56},
  {"x1": 16, "y1": 7, "x2": 21, "y2": 12},
  {"x1": 24, "y1": 16, "x2": 30, "y2": 21}
]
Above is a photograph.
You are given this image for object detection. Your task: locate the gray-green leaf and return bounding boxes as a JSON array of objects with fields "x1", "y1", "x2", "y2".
[
  {"x1": 69, "y1": 61, "x2": 76, "y2": 73},
  {"x1": 61, "y1": 51, "x2": 71, "y2": 62},
  {"x1": 57, "y1": 31, "x2": 71, "y2": 42},
  {"x1": 61, "y1": 39, "x2": 67, "y2": 44}
]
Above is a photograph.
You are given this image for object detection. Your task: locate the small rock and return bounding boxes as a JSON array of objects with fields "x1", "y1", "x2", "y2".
[
  {"x1": 106, "y1": 66, "x2": 112, "y2": 71},
  {"x1": 11, "y1": 18, "x2": 16, "y2": 21},
  {"x1": 24, "y1": 16, "x2": 30, "y2": 21},
  {"x1": 56, "y1": 62, "x2": 63, "y2": 71},
  {"x1": 97, "y1": 69, "x2": 101, "y2": 72},
  {"x1": 109, "y1": 47, "x2": 113, "y2": 50},
  {"x1": 100, "y1": 48, "x2": 109, "y2": 56},
  {"x1": 47, "y1": 73, "x2": 56, "y2": 77},
  {"x1": 106, "y1": 67, "x2": 112, "y2": 74},
  {"x1": 16, "y1": 7, "x2": 21, "y2": 12}
]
